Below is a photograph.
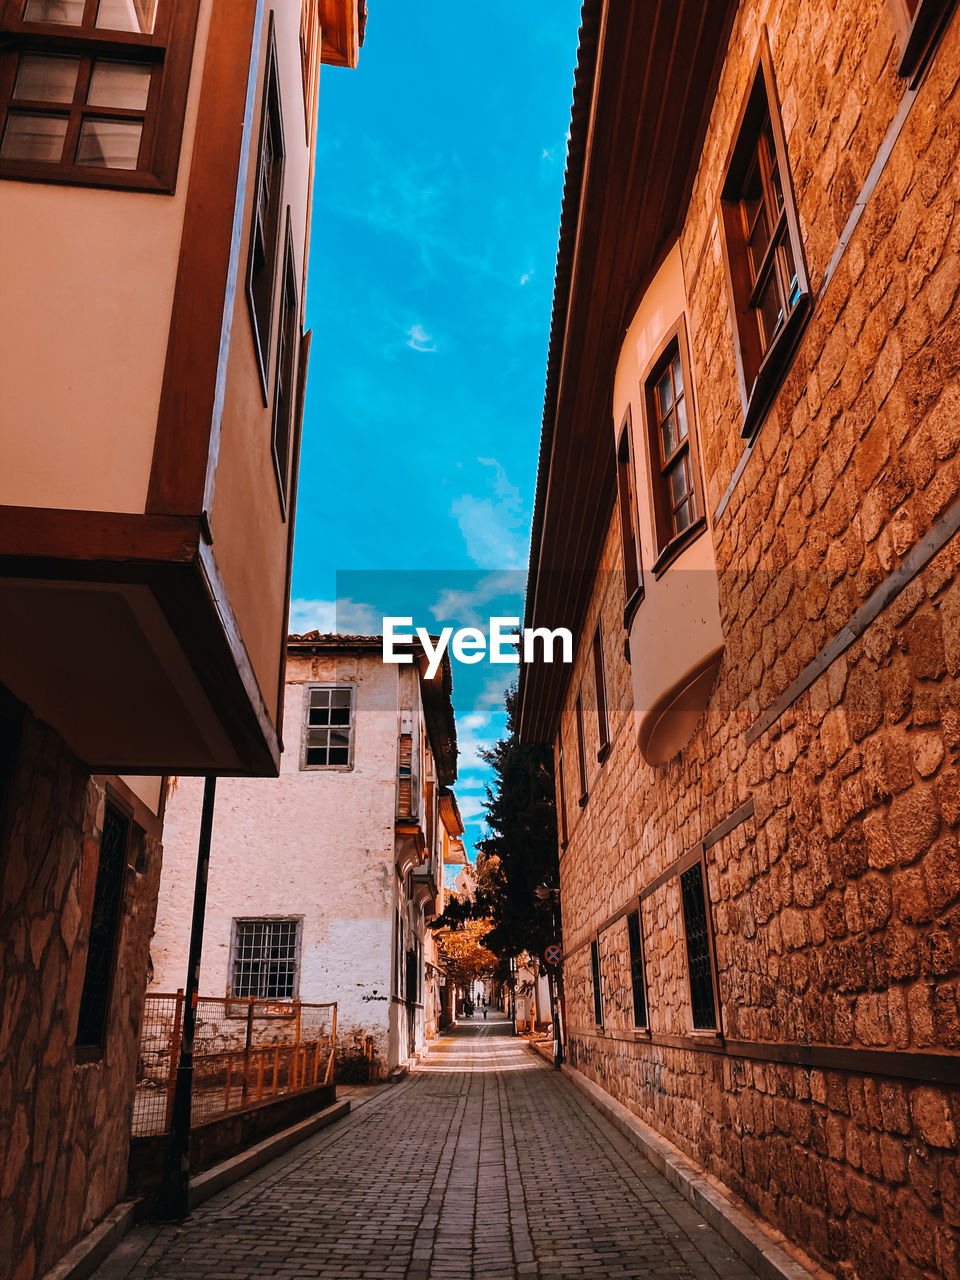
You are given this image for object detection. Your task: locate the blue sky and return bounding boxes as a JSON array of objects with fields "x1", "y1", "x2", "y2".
[{"x1": 290, "y1": 2, "x2": 583, "y2": 867}]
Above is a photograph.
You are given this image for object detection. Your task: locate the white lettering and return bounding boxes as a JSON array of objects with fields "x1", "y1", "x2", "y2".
[
  {"x1": 382, "y1": 617, "x2": 414, "y2": 664},
  {"x1": 452, "y1": 627, "x2": 486, "y2": 664},
  {"x1": 417, "y1": 626, "x2": 453, "y2": 680},
  {"x1": 489, "y1": 617, "x2": 520, "y2": 664},
  {"x1": 522, "y1": 626, "x2": 573, "y2": 664}
]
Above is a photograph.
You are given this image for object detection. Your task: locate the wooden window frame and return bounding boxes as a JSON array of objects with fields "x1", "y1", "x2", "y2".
[
  {"x1": 616, "y1": 408, "x2": 644, "y2": 627},
  {"x1": 0, "y1": 0, "x2": 199, "y2": 192},
  {"x1": 299, "y1": 682, "x2": 356, "y2": 771},
  {"x1": 574, "y1": 692, "x2": 588, "y2": 807},
  {"x1": 626, "y1": 906, "x2": 648, "y2": 1031},
  {"x1": 556, "y1": 739, "x2": 568, "y2": 850},
  {"x1": 592, "y1": 624, "x2": 610, "y2": 762},
  {"x1": 718, "y1": 33, "x2": 810, "y2": 443},
  {"x1": 887, "y1": 0, "x2": 958, "y2": 84},
  {"x1": 75, "y1": 794, "x2": 133, "y2": 1058},
  {"x1": 299, "y1": 0, "x2": 320, "y2": 142},
  {"x1": 590, "y1": 936, "x2": 603, "y2": 1028},
  {"x1": 677, "y1": 848, "x2": 721, "y2": 1035},
  {"x1": 640, "y1": 317, "x2": 707, "y2": 577},
  {"x1": 271, "y1": 209, "x2": 299, "y2": 517},
  {"x1": 245, "y1": 11, "x2": 285, "y2": 402}
]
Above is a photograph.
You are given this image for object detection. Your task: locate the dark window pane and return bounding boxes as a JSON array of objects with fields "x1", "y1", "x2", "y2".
[
  {"x1": 308, "y1": 707, "x2": 330, "y2": 726},
  {"x1": 655, "y1": 365, "x2": 673, "y2": 415},
  {"x1": 666, "y1": 454, "x2": 692, "y2": 509},
  {"x1": 590, "y1": 940, "x2": 603, "y2": 1026},
  {"x1": 1, "y1": 111, "x2": 67, "y2": 162},
  {"x1": 76, "y1": 803, "x2": 129, "y2": 1046},
  {"x1": 305, "y1": 746, "x2": 326, "y2": 765},
  {"x1": 627, "y1": 910, "x2": 647, "y2": 1028},
  {"x1": 23, "y1": 0, "x2": 84, "y2": 21},
  {"x1": 328, "y1": 748, "x2": 348, "y2": 765},
  {"x1": 680, "y1": 861, "x2": 717, "y2": 1030},
  {"x1": 756, "y1": 267, "x2": 785, "y2": 350},
  {"x1": 14, "y1": 54, "x2": 79, "y2": 103},
  {"x1": 659, "y1": 408, "x2": 678, "y2": 460}
]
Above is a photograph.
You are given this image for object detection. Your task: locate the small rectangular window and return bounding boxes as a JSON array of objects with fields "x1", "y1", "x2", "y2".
[
  {"x1": 0, "y1": 0, "x2": 200, "y2": 191},
  {"x1": 556, "y1": 741, "x2": 568, "y2": 848},
  {"x1": 590, "y1": 938, "x2": 603, "y2": 1027},
  {"x1": 719, "y1": 36, "x2": 809, "y2": 440},
  {"x1": 616, "y1": 412, "x2": 643, "y2": 617},
  {"x1": 592, "y1": 625, "x2": 609, "y2": 759},
  {"x1": 627, "y1": 908, "x2": 647, "y2": 1029},
  {"x1": 574, "y1": 693, "x2": 587, "y2": 806},
  {"x1": 230, "y1": 918, "x2": 300, "y2": 1000},
  {"x1": 271, "y1": 216, "x2": 299, "y2": 514},
  {"x1": 679, "y1": 860, "x2": 718, "y2": 1031},
  {"x1": 301, "y1": 684, "x2": 354, "y2": 769},
  {"x1": 246, "y1": 15, "x2": 285, "y2": 397},
  {"x1": 886, "y1": 0, "x2": 957, "y2": 83},
  {"x1": 76, "y1": 800, "x2": 130, "y2": 1048}
]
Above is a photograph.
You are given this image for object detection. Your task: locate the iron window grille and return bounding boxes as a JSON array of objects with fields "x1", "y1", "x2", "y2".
[
  {"x1": 301, "y1": 684, "x2": 355, "y2": 769},
  {"x1": 0, "y1": 0, "x2": 200, "y2": 191},
  {"x1": 590, "y1": 938, "x2": 603, "y2": 1027},
  {"x1": 230, "y1": 918, "x2": 301, "y2": 1000},
  {"x1": 679, "y1": 859, "x2": 719, "y2": 1032},
  {"x1": 627, "y1": 908, "x2": 648, "y2": 1030},
  {"x1": 76, "y1": 799, "x2": 130, "y2": 1050},
  {"x1": 719, "y1": 35, "x2": 810, "y2": 441}
]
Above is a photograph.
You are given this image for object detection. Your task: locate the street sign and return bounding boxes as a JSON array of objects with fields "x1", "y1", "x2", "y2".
[{"x1": 544, "y1": 944, "x2": 563, "y2": 966}]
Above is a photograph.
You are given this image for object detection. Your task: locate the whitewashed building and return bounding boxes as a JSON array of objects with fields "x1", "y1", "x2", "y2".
[{"x1": 151, "y1": 633, "x2": 465, "y2": 1077}]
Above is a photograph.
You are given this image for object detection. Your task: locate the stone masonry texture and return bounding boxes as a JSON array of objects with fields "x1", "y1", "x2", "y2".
[
  {"x1": 90, "y1": 1019, "x2": 762, "y2": 1280},
  {"x1": 0, "y1": 706, "x2": 162, "y2": 1280},
  {"x1": 551, "y1": 4, "x2": 960, "y2": 1280}
]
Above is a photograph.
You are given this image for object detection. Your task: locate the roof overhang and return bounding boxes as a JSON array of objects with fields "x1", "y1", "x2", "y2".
[
  {"x1": 518, "y1": 0, "x2": 738, "y2": 745},
  {"x1": 319, "y1": 0, "x2": 365, "y2": 69}
]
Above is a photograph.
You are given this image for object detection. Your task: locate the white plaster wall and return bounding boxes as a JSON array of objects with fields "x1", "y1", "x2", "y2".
[{"x1": 151, "y1": 652, "x2": 402, "y2": 1066}]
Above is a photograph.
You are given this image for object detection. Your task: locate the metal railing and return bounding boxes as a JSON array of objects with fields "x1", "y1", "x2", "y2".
[{"x1": 132, "y1": 992, "x2": 337, "y2": 1137}]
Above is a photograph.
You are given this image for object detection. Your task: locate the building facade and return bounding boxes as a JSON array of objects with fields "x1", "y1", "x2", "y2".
[
  {"x1": 520, "y1": 3, "x2": 960, "y2": 1278},
  {"x1": 0, "y1": 4, "x2": 363, "y2": 1278},
  {"x1": 151, "y1": 635, "x2": 464, "y2": 1079}
]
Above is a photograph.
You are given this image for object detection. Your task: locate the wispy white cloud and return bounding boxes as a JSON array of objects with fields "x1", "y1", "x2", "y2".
[
  {"x1": 519, "y1": 270, "x2": 534, "y2": 285},
  {"x1": 430, "y1": 570, "x2": 525, "y2": 630},
  {"x1": 288, "y1": 598, "x2": 383, "y2": 635},
  {"x1": 450, "y1": 459, "x2": 529, "y2": 570},
  {"x1": 406, "y1": 323, "x2": 437, "y2": 353}
]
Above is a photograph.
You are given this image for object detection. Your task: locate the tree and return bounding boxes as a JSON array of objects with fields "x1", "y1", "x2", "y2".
[
  {"x1": 432, "y1": 917, "x2": 499, "y2": 991},
  {"x1": 436, "y1": 685, "x2": 560, "y2": 962}
]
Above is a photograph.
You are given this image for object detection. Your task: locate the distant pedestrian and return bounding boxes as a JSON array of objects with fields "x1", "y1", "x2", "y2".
[{"x1": 482, "y1": 1006, "x2": 487, "y2": 1020}]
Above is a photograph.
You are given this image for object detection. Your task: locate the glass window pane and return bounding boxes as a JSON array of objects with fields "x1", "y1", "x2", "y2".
[
  {"x1": 331, "y1": 689, "x2": 351, "y2": 708},
  {"x1": 756, "y1": 267, "x2": 785, "y2": 350},
  {"x1": 330, "y1": 707, "x2": 350, "y2": 726},
  {"x1": 88, "y1": 60, "x2": 152, "y2": 111},
  {"x1": 674, "y1": 495, "x2": 695, "y2": 535},
  {"x1": 659, "y1": 408, "x2": 678, "y2": 461},
  {"x1": 22, "y1": 0, "x2": 84, "y2": 22},
  {"x1": 778, "y1": 234, "x2": 799, "y2": 309},
  {"x1": 310, "y1": 688, "x2": 330, "y2": 708},
  {"x1": 305, "y1": 746, "x2": 327, "y2": 766},
  {"x1": 746, "y1": 201, "x2": 771, "y2": 280},
  {"x1": 655, "y1": 366, "x2": 673, "y2": 415},
  {"x1": 675, "y1": 390, "x2": 688, "y2": 443},
  {"x1": 1, "y1": 111, "x2": 67, "y2": 162},
  {"x1": 95, "y1": 0, "x2": 158, "y2": 32},
  {"x1": 76, "y1": 117, "x2": 142, "y2": 169},
  {"x1": 328, "y1": 747, "x2": 349, "y2": 765},
  {"x1": 14, "y1": 54, "x2": 79, "y2": 103},
  {"x1": 667, "y1": 454, "x2": 692, "y2": 509},
  {"x1": 308, "y1": 707, "x2": 330, "y2": 726}
]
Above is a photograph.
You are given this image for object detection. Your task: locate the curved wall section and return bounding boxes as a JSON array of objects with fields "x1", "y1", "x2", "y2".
[{"x1": 612, "y1": 243, "x2": 723, "y2": 766}]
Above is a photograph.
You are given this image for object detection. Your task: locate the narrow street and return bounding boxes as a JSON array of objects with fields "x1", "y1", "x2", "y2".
[{"x1": 95, "y1": 1019, "x2": 758, "y2": 1280}]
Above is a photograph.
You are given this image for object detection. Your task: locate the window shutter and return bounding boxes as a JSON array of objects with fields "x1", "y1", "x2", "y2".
[{"x1": 398, "y1": 733, "x2": 412, "y2": 816}]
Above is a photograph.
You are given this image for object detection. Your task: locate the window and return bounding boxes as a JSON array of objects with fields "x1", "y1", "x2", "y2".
[
  {"x1": 301, "y1": 684, "x2": 354, "y2": 769},
  {"x1": 271, "y1": 215, "x2": 298, "y2": 514},
  {"x1": 574, "y1": 693, "x2": 587, "y2": 807},
  {"x1": 76, "y1": 799, "x2": 130, "y2": 1049},
  {"x1": 627, "y1": 908, "x2": 647, "y2": 1030},
  {"x1": 0, "y1": 0, "x2": 200, "y2": 190},
  {"x1": 299, "y1": 0, "x2": 320, "y2": 139},
  {"x1": 397, "y1": 731, "x2": 413, "y2": 814},
  {"x1": 556, "y1": 741, "x2": 568, "y2": 849},
  {"x1": 642, "y1": 322, "x2": 706, "y2": 574},
  {"x1": 590, "y1": 938, "x2": 603, "y2": 1027},
  {"x1": 886, "y1": 0, "x2": 958, "y2": 84},
  {"x1": 679, "y1": 860, "x2": 718, "y2": 1031},
  {"x1": 616, "y1": 412, "x2": 643, "y2": 619},
  {"x1": 246, "y1": 15, "x2": 285, "y2": 396},
  {"x1": 592, "y1": 625, "x2": 610, "y2": 760},
  {"x1": 719, "y1": 38, "x2": 809, "y2": 440},
  {"x1": 230, "y1": 918, "x2": 300, "y2": 1000}
]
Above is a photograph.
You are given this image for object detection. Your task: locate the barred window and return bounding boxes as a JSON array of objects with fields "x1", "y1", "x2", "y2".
[
  {"x1": 76, "y1": 800, "x2": 130, "y2": 1048},
  {"x1": 230, "y1": 918, "x2": 300, "y2": 1000},
  {"x1": 680, "y1": 860, "x2": 718, "y2": 1031},
  {"x1": 590, "y1": 938, "x2": 603, "y2": 1027},
  {"x1": 301, "y1": 684, "x2": 354, "y2": 769},
  {"x1": 627, "y1": 908, "x2": 647, "y2": 1029}
]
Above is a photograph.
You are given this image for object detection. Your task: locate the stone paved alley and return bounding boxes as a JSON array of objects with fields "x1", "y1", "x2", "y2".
[{"x1": 93, "y1": 1018, "x2": 760, "y2": 1280}]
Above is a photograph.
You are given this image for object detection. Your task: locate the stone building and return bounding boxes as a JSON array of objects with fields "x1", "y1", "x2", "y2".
[
  {"x1": 0, "y1": 3, "x2": 364, "y2": 1278},
  {"x1": 519, "y1": 2, "x2": 960, "y2": 1278},
  {"x1": 151, "y1": 634, "x2": 465, "y2": 1078}
]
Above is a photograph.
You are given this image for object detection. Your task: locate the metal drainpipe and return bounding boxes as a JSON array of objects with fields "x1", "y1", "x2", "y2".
[{"x1": 156, "y1": 775, "x2": 218, "y2": 1221}]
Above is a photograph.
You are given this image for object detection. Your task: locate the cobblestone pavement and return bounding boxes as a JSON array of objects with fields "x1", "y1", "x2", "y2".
[{"x1": 94, "y1": 1018, "x2": 759, "y2": 1280}]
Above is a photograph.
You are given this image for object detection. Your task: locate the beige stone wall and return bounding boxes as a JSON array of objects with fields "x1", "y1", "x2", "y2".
[
  {"x1": 0, "y1": 712, "x2": 161, "y2": 1280},
  {"x1": 554, "y1": 4, "x2": 960, "y2": 1278}
]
